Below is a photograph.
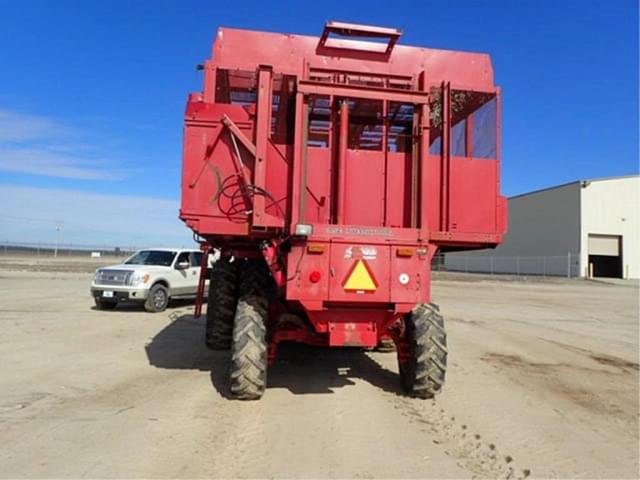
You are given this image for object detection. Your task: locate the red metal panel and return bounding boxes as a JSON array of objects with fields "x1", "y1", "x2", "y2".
[
  {"x1": 328, "y1": 322, "x2": 377, "y2": 347},
  {"x1": 286, "y1": 240, "x2": 453, "y2": 308},
  {"x1": 304, "y1": 147, "x2": 332, "y2": 223},
  {"x1": 181, "y1": 215, "x2": 249, "y2": 236},
  {"x1": 449, "y1": 157, "x2": 498, "y2": 234},
  {"x1": 385, "y1": 152, "x2": 412, "y2": 228},
  {"x1": 343, "y1": 150, "x2": 385, "y2": 226},
  {"x1": 389, "y1": 249, "x2": 432, "y2": 304},
  {"x1": 182, "y1": 121, "x2": 250, "y2": 227},
  {"x1": 496, "y1": 88, "x2": 506, "y2": 234},
  {"x1": 497, "y1": 195, "x2": 508, "y2": 236},
  {"x1": 212, "y1": 28, "x2": 495, "y2": 90},
  {"x1": 264, "y1": 142, "x2": 291, "y2": 221},
  {"x1": 306, "y1": 309, "x2": 391, "y2": 347},
  {"x1": 328, "y1": 242, "x2": 390, "y2": 303},
  {"x1": 285, "y1": 244, "x2": 330, "y2": 302}
]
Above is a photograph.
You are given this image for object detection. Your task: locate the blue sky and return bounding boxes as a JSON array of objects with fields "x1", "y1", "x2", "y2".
[{"x1": 0, "y1": 0, "x2": 638, "y2": 246}]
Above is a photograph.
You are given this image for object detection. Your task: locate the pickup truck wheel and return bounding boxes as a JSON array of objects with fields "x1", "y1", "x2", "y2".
[
  {"x1": 94, "y1": 298, "x2": 117, "y2": 310},
  {"x1": 144, "y1": 284, "x2": 169, "y2": 313},
  {"x1": 205, "y1": 257, "x2": 237, "y2": 350},
  {"x1": 399, "y1": 303, "x2": 447, "y2": 398},
  {"x1": 229, "y1": 296, "x2": 268, "y2": 400}
]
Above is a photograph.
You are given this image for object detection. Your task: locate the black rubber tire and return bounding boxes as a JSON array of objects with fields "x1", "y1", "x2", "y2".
[
  {"x1": 229, "y1": 297, "x2": 268, "y2": 400},
  {"x1": 399, "y1": 303, "x2": 447, "y2": 398},
  {"x1": 94, "y1": 298, "x2": 117, "y2": 310},
  {"x1": 144, "y1": 284, "x2": 169, "y2": 313},
  {"x1": 205, "y1": 257, "x2": 238, "y2": 350},
  {"x1": 237, "y1": 258, "x2": 275, "y2": 302},
  {"x1": 376, "y1": 337, "x2": 397, "y2": 353}
]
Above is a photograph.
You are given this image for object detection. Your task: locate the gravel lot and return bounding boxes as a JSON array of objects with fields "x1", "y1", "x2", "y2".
[{"x1": 0, "y1": 261, "x2": 638, "y2": 479}]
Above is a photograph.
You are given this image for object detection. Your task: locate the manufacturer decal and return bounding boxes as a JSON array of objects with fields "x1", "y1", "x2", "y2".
[
  {"x1": 344, "y1": 246, "x2": 377, "y2": 260},
  {"x1": 325, "y1": 226, "x2": 394, "y2": 237}
]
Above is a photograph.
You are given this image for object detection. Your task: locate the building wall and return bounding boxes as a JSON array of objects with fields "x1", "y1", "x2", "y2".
[
  {"x1": 445, "y1": 182, "x2": 581, "y2": 275},
  {"x1": 493, "y1": 182, "x2": 581, "y2": 257},
  {"x1": 580, "y1": 177, "x2": 639, "y2": 279}
]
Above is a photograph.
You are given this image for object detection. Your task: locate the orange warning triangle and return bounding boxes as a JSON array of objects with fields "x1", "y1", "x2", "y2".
[{"x1": 343, "y1": 259, "x2": 377, "y2": 291}]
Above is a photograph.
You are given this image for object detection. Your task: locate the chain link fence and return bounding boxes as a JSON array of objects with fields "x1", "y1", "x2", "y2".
[
  {"x1": 0, "y1": 241, "x2": 137, "y2": 259},
  {"x1": 436, "y1": 253, "x2": 582, "y2": 278},
  {"x1": 3, "y1": 241, "x2": 583, "y2": 278}
]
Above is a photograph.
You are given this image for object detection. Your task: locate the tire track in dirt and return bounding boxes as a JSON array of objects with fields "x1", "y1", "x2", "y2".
[
  {"x1": 364, "y1": 351, "x2": 532, "y2": 479},
  {"x1": 391, "y1": 395, "x2": 531, "y2": 479}
]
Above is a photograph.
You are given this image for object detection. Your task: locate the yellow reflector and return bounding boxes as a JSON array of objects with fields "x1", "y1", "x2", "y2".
[
  {"x1": 307, "y1": 244, "x2": 325, "y2": 254},
  {"x1": 343, "y1": 260, "x2": 377, "y2": 291},
  {"x1": 396, "y1": 247, "x2": 415, "y2": 257}
]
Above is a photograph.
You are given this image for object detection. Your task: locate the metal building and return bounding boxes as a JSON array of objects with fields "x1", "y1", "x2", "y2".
[{"x1": 444, "y1": 175, "x2": 639, "y2": 279}]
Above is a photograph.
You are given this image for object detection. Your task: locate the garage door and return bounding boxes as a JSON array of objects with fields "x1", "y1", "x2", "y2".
[{"x1": 588, "y1": 234, "x2": 620, "y2": 256}]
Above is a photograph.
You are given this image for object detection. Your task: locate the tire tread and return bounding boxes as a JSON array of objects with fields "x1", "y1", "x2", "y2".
[
  {"x1": 229, "y1": 296, "x2": 268, "y2": 400},
  {"x1": 205, "y1": 258, "x2": 238, "y2": 350},
  {"x1": 400, "y1": 303, "x2": 448, "y2": 398}
]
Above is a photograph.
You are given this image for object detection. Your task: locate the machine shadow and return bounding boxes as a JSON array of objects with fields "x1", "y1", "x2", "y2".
[{"x1": 145, "y1": 313, "x2": 403, "y2": 397}]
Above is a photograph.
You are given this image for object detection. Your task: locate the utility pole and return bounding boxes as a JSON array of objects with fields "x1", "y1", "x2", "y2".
[{"x1": 54, "y1": 223, "x2": 63, "y2": 257}]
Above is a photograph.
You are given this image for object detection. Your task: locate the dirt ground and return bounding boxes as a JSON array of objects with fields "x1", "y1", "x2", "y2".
[{"x1": 0, "y1": 260, "x2": 638, "y2": 479}]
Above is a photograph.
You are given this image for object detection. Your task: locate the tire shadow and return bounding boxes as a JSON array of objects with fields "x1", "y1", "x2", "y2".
[{"x1": 145, "y1": 313, "x2": 403, "y2": 397}]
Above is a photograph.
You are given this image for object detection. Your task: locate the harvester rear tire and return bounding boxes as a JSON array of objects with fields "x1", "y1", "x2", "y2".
[
  {"x1": 205, "y1": 257, "x2": 238, "y2": 350},
  {"x1": 238, "y1": 258, "x2": 275, "y2": 301},
  {"x1": 229, "y1": 297, "x2": 268, "y2": 400},
  {"x1": 399, "y1": 303, "x2": 447, "y2": 398}
]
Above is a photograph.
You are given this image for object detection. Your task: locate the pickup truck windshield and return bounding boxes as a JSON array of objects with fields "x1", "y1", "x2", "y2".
[{"x1": 125, "y1": 250, "x2": 176, "y2": 266}]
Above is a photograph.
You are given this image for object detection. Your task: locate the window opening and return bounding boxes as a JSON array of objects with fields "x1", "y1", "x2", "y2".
[
  {"x1": 387, "y1": 102, "x2": 414, "y2": 153},
  {"x1": 348, "y1": 99, "x2": 383, "y2": 150},
  {"x1": 307, "y1": 96, "x2": 331, "y2": 148}
]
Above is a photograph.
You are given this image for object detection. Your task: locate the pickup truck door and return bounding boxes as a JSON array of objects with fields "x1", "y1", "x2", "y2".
[
  {"x1": 187, "y1": 252, "x2": 203, "y2": 295},
  {"x1": 171, "y1": 251, "x2": 194, "y2": 295}
]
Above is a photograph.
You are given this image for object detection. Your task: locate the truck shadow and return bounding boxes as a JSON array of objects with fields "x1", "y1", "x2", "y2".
[
  {"x1": 91, "y1": 298, "x2": 196, "y2": 313},
  {"x1": 145, "y1": 312, "x2": 403, "y2": 397}
]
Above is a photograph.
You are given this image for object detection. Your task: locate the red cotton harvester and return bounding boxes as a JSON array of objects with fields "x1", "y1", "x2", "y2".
[{"x1": 181, "y1": 22, "x2": 507, "y2": 400}]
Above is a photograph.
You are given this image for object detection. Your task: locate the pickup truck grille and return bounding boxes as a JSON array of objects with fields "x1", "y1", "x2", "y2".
[{"x1": 96, "y1": 270, "x2": 132, "y2": 286}]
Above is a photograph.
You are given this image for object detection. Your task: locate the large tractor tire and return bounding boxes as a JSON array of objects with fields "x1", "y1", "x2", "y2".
[
  {"x1": 399, "y1": 303, "x2": 447, "y2": 398},
  {"x1": 228, "y1": 258, "x2": 274, "y2": 400},
  {"x1": 238, "y1": 258, "x2": 275, "y2": 303},
  {"x1": 229, "y1": 297, "x2": 268, "y2": 400},
  {"x1": 205, "y1": 257, "x2": 238, "y2": 350}
]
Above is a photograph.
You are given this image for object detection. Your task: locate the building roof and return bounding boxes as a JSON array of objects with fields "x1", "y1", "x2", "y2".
[{"x1": 509, "y1": 174, "x2": 639, "y2": 200}]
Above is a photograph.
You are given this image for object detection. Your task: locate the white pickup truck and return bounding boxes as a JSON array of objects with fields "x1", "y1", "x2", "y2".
[{"x1": 91, "y1": 248, "x2": 210, "y2": 312}]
